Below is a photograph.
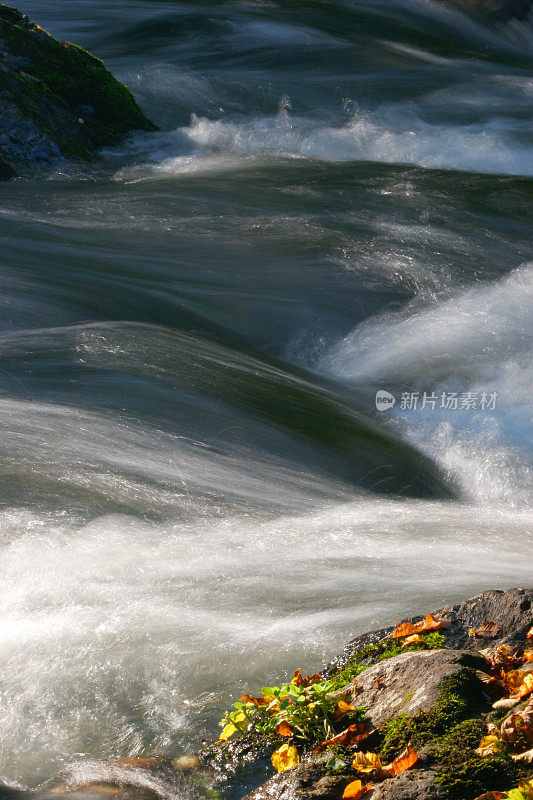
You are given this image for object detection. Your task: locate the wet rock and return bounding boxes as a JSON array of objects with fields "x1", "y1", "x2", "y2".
[
  {"x1": 326, "y1": 588, "x2": 533, "y2": 675},
  {"x1": 0, "y1": 5, "x2": 156, "y2": 178},
  {"x1": 242, "y1": 763, "x2": 353, "y2": 800},
  {"x1": 445, "y1": 588, "x2": 533, "y2": 651},
  {"x1": 370, "y1": 768, "x2": 447, "y2": 800}
]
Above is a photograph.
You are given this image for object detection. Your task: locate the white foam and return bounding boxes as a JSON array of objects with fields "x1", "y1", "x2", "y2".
[
  {"x1": 319, "y1": 264, "x2": 533, "y2": 505},
  {"x1": 119, "y1": 90, "x2": 533, "y2": 179}
]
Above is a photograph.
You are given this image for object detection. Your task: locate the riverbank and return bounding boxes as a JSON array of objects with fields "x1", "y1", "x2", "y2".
[
  {"x1": 202, "y1": 587, "x2": 533, "y2": 800},
  {"x1": 5, "y1": 588, "x2": 531, "y2": 800}
]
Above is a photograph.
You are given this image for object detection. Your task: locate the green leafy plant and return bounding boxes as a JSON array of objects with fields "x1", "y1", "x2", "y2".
[{"x1": 218, "y1": 672, "x2": 365, "y2": 747}]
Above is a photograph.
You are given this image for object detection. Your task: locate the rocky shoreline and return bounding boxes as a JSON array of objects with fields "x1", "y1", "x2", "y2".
[
  {"x1": 1, "y1": 588, "x2": 532, "y2": 800},
  {"x1": 203, "y1": 587, "x2": 533, "y2": 800}
]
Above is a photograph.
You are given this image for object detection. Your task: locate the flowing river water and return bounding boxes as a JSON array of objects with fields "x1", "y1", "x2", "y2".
[{"x1": 0, "y1": 0, "x2": 532, "y2": 792}]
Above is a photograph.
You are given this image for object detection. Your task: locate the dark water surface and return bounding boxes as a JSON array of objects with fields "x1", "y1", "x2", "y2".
[{"x1": 0, "y1": 0, "x2": 532, "y2": 791}]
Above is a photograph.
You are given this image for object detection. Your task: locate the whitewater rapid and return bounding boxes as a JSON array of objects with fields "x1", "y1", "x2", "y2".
[{"x1": 0, "y1": 0, "x2": 531, "y2": 791}]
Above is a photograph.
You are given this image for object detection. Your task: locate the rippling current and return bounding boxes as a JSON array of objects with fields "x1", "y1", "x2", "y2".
[{"x1": 1, "y1": 0, "x2": 532, "y2": 792}]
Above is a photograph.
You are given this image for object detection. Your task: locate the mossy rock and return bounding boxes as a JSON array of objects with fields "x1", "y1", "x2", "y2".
[
  {"x1": 376, "y1": 677, "x2": 521, "y2": 800},
  {"x1": 433, "y1": 718, "x2": 519, "y2": 800},
  {"x1": 0, "y1": 4, "x2": 156, "y2": 176}
]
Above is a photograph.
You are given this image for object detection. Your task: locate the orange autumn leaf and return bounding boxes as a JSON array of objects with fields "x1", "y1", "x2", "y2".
[
  {"x1": 524, "y1": 650, "x2": 533, "y2": 662},
  {"x1": 392, "y1": 621, "x2": 417, "y2": 639},
  {"x1": 415, "y1": 613, "x2": 451, "y2": 633},
  {"x1": 276, "y1": 721, "x2": 293, "y2": 737},
  {"x1": 291, "y1": 669, "x2": 323, "y2": 687},
  {"x1": 402, "y1": 634, "x2": 425, "y2": 649},
  {"x1": 469, "y1": 621, "x2": 500, "y2": 639},
  {"x1": 342, "y1": 780, "x2": 371, "y2": 799},
  {"x1": 527, "y1": 626, "x2": 533, "y2": 640},
  {"x1": 386, "y1": 745, "x2": 419, "y2": 775},
  {"x1": 472, "y1": 793, "x2": 506, "y2": 799},
  {"x1": 393, "y1": 612, "x2": 450, "y2": 638},
  {"x1": 313, "y1": 723, "x2": 371, "y2": 753},
  {"x1": 238, "y1": 694, "x2": 269, "y2": 706}
]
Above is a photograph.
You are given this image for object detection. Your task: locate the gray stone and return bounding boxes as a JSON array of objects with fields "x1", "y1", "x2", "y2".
[
  {"x1": 345, "y1": 649, "x2": 487, "y2": 727},
  {"x1": 444, "y1": 588, "x2": 533, "y2": 651},
  {"x1": 370, "y1": 768, "x2": 447, "y2": 800},
  {"x1": 243, "y1": 763, "x2": 353, "y2": 800}
]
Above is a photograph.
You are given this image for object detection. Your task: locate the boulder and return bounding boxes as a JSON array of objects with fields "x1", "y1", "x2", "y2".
[
  {"x1": 445, "y1": 588, "x2": 533, "y2": 651},
  {"x1": 0, "y1": 5, "x2": 156, "y2": 178},
  {"x1": 369, "y1": 768, "x2": 447, "y2": 800},
  {"x1": 346, "y1": 649, "x2": 487, "y2": 727}
]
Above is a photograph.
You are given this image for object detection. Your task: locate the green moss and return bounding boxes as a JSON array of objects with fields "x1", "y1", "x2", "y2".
[
  {"x1": 378, "y1": 669, "x2": 484, "y2": 762},
  {"x1": 373, "y1": 674, "x2": 519, "y2": 800},
  {"x1": 433, "y1": 719, "x2": 519, "y2": 800},
  {"x1": 0, "y1": 3, "x2": 156, "y2": 162}
]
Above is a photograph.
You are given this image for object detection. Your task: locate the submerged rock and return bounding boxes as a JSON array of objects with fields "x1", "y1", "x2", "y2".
[{"x1": 0, "y1": 5, "x2": 156, "y2": 177}]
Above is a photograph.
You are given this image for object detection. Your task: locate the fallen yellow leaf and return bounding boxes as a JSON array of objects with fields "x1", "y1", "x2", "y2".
[
  {"x1": 507, "y1": 671, "x2": 533, "y2": 699},
  {"x1": 218, "y1": 723, "x2": 237, "y2": 741},
  {"x1": 352, "y1": 751, "x2": 382, "y2": 773},
  {"x1": 335, "y1": 700, "x2": 357, "y2": 720},
  {"x1": 475, "y1": 735, "x2": 503, "y2": 756},
  {"x1": 517, "y1": 778, "x2": 533, "y2": 798},
  {"x1": 271, "y1": 743, "x2": 299, "y2": 772}
]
